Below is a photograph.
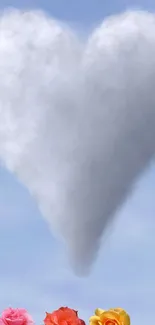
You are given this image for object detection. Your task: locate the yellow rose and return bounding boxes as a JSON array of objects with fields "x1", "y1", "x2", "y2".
[{"x1": 89, "y1": 307, "x2": 130, "y2": 325}]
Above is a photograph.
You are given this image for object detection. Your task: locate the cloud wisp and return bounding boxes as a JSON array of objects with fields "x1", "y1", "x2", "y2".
[{"x1": 0, "y1": 9, "x2": 155, "y2": 274}]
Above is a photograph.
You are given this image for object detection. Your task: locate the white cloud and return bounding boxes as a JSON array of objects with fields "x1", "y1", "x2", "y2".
[
  {"x1": 1, "y1": 9, "x2": 155, "y2": 275},
  {"x1": 0, "y1": 8, "x2": 155, "y2": 325}
]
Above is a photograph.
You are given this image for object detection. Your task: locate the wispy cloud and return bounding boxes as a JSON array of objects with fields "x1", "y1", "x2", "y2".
[{"x1": 0, "y1": 2, "x2": 154, "y2": 325}]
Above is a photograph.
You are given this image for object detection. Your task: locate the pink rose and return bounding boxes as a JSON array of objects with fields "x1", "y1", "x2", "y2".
[{"x1": 0, "y1": 308, "x2": 34, "y2": 325}]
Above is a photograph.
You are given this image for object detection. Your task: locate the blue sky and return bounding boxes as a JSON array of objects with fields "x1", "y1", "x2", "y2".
[{"x1": 0, "y1": 0, "x2": 155, "y2": 324}]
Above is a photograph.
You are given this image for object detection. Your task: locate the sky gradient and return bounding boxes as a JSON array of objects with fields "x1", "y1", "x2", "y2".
[{"x1": 0, "y1": 1, "x2": 155, "y2": 324}]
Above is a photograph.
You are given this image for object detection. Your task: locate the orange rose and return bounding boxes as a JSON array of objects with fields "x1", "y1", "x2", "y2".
[
  {"x1": 89, "y1": 308, "x2": 130, "y2": 325},
  {"x1": 44, "y1": 307, "x2": 85, "y2": 325}
]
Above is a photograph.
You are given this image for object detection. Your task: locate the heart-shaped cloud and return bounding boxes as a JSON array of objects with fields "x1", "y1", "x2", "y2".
[{"x1": 0, "y1": 9, "x2": 155, "y2": 275}]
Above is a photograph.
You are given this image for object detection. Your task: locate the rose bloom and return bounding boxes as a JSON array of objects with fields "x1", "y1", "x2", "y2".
[
  {"x1": 44, "y1": 307, "x2": 85, "y2": 325},
  {"x1": 0, "y1": 308, "x2": 34, "y2": 325},
  {"x1": 89, "y1": 308, "x2": 130, "y2": 325}
]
